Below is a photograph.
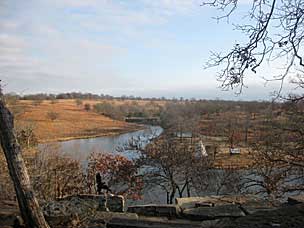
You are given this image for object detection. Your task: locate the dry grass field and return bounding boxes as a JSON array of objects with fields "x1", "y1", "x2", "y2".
[
  {"x1": 11, "y1": 99, "x2": 142, "y2": 143},
  {"x1": 213, "y1": 147, "x2": 253, "y2": 169}
]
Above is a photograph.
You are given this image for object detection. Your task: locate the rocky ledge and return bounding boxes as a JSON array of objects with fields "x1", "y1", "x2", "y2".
[{"x1": 1, "y1": 194, "x2": 304, "y2": 228}]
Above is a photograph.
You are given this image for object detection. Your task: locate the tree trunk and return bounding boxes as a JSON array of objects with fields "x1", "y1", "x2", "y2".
[
  {"x1": 166, "y1": 191, "x2": 170, "y2": 204},
  {"x1": 0, "y1": 98, "x2": 50, "y2": 228},
  {"x1": 169, "y1": 183, "x2": 176, "y2": 204},
  {"x1": 186, "y1": 182, "x2": 191, "y2": 197}
]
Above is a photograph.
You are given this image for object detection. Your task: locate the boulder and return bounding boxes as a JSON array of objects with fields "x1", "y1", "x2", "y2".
[
  {"x1": 127, "y1": 204, "x2": 181, "y2": 218},
  {"x1": 182, "y1": 204, "x2": 246, "y2": 221},
  {"x1": 43, "y1": 196, "x2": 99, "y2": 217},
  {"x1": 45, "y1": 194, "x2": 125, "y2": 214}
]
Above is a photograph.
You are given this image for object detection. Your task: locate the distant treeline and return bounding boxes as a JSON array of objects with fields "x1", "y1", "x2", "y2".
[
  {"x1": 6, "y1": 92, "x2": 174, "y2": 101},
  {"x1": 4, "y1": 91, "x2": 274, "y2": 103},
  {"x1": 90, "y1": 99, "x2": 275, "y2": 128}
]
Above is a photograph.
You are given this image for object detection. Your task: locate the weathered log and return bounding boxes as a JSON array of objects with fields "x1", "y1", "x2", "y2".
[{"x1": 0, "y1": 97, "x2": 50, "y2": 228}]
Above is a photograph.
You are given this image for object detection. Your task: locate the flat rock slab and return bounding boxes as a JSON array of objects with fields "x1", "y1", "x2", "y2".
[
  {"x1": 240, "y1": 200, "x2": 276, "y2": 215},
  {"x1": 176, "y1": 196, "x2": 246, "y2": 210},
  {"x1": 224, "y1": 203, "x2": 304, "y2": 228},
  {"x1": 176, "y1": 195, "x2": 276, "y2": 214},
  {"x1": 86, "y1": 212, "x2": 222, "y2": 228},
  {"x1": 183, "y1": 204, "x2": 246, "y2": 221},
  {"x1": 127, "y1": 204, "x2": 181, "y2": 218},
  {"x1": 288, "y1": 195, "x2": 304, "y2": 205}
]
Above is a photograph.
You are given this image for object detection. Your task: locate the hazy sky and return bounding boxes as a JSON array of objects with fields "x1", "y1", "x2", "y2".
[{"x1": 0, "y1": 0, "x2": 294, "y2": 100}]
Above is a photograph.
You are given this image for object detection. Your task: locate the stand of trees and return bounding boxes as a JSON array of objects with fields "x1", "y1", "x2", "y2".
[{"x1": 203, "y1": 0, "x2": 304, "y2": 199}]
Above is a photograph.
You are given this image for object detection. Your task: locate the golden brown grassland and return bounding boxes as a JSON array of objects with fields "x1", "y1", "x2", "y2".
[{"x1": 11, "y1": 99, "x2": 144, "y2": 143}]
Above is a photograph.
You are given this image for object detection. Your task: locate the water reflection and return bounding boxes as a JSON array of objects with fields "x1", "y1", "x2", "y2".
[{"x1": 39, "y1": 126, "x2": 163, "y2": 163}]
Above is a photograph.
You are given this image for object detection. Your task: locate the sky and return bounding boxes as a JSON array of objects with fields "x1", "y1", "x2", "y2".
[{"x1": 0, "y1": 0, "x2": 294, "y2": 100}]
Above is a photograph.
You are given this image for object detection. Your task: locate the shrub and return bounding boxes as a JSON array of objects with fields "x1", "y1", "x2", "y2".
[
  {"x1": 84, "y1": 103, "x2": 91, "y2": 111},
  {"x1": 47, "y1": 111, "x2": 59, "y2": 121}
]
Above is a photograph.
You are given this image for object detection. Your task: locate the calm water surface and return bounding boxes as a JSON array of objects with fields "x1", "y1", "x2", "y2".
[{"x1": 39, "y1": 125, "x2": 163, "y2": 164}]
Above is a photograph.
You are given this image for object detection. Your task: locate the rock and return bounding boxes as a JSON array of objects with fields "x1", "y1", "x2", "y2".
[
  {"x1": 176, "y1": 195, "x2": 277, "y2": 216},
  {"x1": 183, "y1": 204, "x2": 246, "y2": 221},
  {"x1": 239, "y1": 198, "x2": 276, "y2": 215},
  {"x1": 287, "y1": 195, "x2": 304, "y2": 205},
  {"x1": 44, "y1": 215, "x2": 71, "y2": 227},
  {"x1": 44, "y1": 194, "x2": 125, "y2": 215},
  {"x1": 43, "y1": 196, "x2": 99, "y2": 217},
  {"x1": 224, "y1": 203, "x2": 304, "y2": 228},
  {"x1": 107, "y1": 215, "x2": 211, "y2": 228},
  {"x1": 97, "y1": 194, "x2": 109, "y2": 212},
  {"x1": 107, "y1": 194, "x2": 125, "y2": 212},
  {"x1": 176, "y1": 195, "x2": 250, "y2": 211},
  {"x1": 127, "y1": 204, "x2": 181, "y2": 218},
  {"x1": 176, "y1": 196, "x2": 221, "y2": 211}
]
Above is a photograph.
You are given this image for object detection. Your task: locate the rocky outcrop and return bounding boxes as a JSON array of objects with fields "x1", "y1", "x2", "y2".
[
  {"x1": 183, "y1": 204, "x2": 246, "y2": 221},
  {"x1": 224, "y1": 203, "x2": 304, "y2": 228},
  {"x1": 175, "y1": 195, "x2": 276, "y2": 216},
  {"x1": 88, "y1": 211, "x2": 225, "y2": 228},
  {"x1": 42, "y1": 194, "x2": 124, "y2": 227},
  {"x1": 51, "y1": 194, "x2": 124, "y2": 213},
  {"x1": 2, "y1": 194, "x2": 304, "y2": 228},
  {"x1": 127, "y1": 204, "x2": 181, "y2": 218}
]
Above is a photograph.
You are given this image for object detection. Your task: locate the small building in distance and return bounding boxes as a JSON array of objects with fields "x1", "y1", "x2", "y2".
[{"x1": 230, "y1": 148, "x2": 241, "y2": 155}]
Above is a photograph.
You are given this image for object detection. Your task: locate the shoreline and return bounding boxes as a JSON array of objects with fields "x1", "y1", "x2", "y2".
[{"x1": 38, "y1": 124, "x2": 147, "y2": 144}]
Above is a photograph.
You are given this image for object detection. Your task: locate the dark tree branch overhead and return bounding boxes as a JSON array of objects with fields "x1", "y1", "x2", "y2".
[
  {"x1": 203, "y1": 0, "x2": 304, "y2": 98},
  {"x1": 0, "y1": 87, "x2": 49, "y2": 228}
]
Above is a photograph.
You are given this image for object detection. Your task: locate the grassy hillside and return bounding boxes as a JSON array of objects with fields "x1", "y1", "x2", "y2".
[{"x1": 10, "y1": 99, "x2": 141, "y2": 143}]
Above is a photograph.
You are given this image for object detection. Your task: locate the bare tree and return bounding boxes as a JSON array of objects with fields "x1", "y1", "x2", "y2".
[
  {"x1": 244, "y1": 105, "x2": 304, "y2": 199},
  {"x1": 16, "y1": 123, "x2": 38, "y2": 148},
  {"x1": 31, "y1": 144, "x2": 87, "y2": 201},
  {"x1": 0, "y1": 89, "x2": 50, "y2": 227},
  {"x1": 203, "y1": 0, "x2": 304, "y2": 98},
  {"x1": 135, "y1": 134, "x2": 202, "y2": 204}
]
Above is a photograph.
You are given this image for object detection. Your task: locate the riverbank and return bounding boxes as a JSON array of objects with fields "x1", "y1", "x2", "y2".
[{"x1": 11, "y1": 99, "x2": 143, "y2": 143}]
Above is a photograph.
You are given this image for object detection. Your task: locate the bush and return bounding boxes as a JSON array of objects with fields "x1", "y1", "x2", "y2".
[
  {"x1": 16, "y1": 124, "x2": 38, "y2": 148},
  {"x1": 47, "y1": 111, "x2": 59, "y2": 121},
  {"x1": 84, "y1": 103, "x2": 91, "y2": 111},
  {"x1": 30, "y1": 144, "x2": 87, "y2": 200}
]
